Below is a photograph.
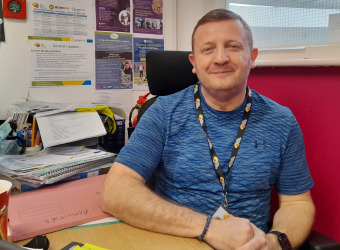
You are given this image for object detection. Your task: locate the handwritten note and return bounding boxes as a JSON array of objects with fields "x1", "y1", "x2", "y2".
[{"x1": 8, "y1": 175, "x2": 111, "y2": 241}]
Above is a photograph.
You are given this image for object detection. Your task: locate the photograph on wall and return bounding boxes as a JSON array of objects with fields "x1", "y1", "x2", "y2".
[
  {"x1": 28, "y1": 37, "x2": 94, "y2": 86},
  {"x1": 95, "y1": 31, "x2": 133, "y2": 90},
  {"x1": 133, "y1": 0, "x2": 163, "y2": 35},
  {"x1": 28, "y1": 0, "x2": 94, "y2": 41},
  {"x1": 133, "y1": 36, "x2": 164, "y2": 91},
  {"x1": 96, "y1": 0, "x2": 131, "y2": 33},
  {"x1": 0, "y1": 2, "x2": 4, "y2": 41}
]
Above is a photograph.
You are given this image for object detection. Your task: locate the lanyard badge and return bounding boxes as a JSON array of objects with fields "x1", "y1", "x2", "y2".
[{"x1": 194, "y1": 84, "x2": 252, "y2": 212}]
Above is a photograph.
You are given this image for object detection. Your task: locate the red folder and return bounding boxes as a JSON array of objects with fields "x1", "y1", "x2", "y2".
[{"x1": 8, "y1": 174, "x2": 110, "y2": 241}]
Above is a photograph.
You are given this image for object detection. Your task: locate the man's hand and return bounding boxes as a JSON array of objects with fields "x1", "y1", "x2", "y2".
[
  {"x1": 235, "y1": 224, "x2": 281, "y2": 250},
  {"x1": 203, "y1": 215, "x2": 280, "y2": 250},
  {"x1": 202, "y1": 215, "x2": 255, "y2": 249}
]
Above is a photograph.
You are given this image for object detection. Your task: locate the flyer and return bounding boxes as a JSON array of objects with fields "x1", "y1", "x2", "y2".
[
  {"x1": 28, "y1": 37, "x2": 94, "y2": 86},
  {"x1": 96, "y1": 0, "x2": 131, "y2": 33},
  {"x1": 133, "y1": 0, "x2": 163, "y2": 35},
  {"x1": 133, "y1": 36, "x2": 164, "y2": 90},
  {"x1": 95, "y1": 32, "x2": 133, "y2": 90},
  {"x1": 28, "y1": 0, "x2": 94, "y2": 40}
]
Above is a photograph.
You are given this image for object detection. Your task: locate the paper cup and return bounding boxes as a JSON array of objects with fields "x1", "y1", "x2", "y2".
[{"x1": 0, "y1": 180, "x2": 12, "y2": 241}]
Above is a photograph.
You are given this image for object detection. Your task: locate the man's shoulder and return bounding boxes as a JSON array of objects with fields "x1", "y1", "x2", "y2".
[
  {"x1": 252, "y1": 90, "x2": 292, "y2": 115},
  {"x1": 156, "y1": 84, "x2": 195, "y2": 103}
]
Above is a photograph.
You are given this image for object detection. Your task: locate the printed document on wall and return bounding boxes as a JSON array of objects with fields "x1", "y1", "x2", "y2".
[
  {"x1": 28, "y1": 37, "x2": 94, "y2": 87},
  {"x1": 95, "y1": 32, "x2": 133, "y2": 90},
  {"x1": 27, "y1": 0, "x2": 94, "y2": 40},
  {"x1": 133, "y1": 35, "x2": 164, "y2": 91}
]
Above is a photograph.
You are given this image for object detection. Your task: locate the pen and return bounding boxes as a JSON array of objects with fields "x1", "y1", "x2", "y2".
[
  {"x1": 35, "y1": 131, "x2": 41, "y2": 146},
  {"x1": 31, "y1": 119, "x2": 36, "y2": 147}
]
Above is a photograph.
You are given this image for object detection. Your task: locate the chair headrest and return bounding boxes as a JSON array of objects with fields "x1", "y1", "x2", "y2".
[{"x1": 146, "y1": 50, "x2": 199, "y2": 96}]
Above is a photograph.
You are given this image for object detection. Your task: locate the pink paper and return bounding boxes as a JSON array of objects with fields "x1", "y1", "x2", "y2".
[{"x1": 8, "y1": 174, "x2": 111, "y2": 241}]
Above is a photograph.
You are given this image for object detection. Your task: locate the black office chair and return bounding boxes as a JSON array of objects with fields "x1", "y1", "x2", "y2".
[
  {"x1": 142, "y1": 50, "x2": 340, "y2": 250},
  {"x1": 136, "y1": 50, "x2": 198, "y2": 122}
]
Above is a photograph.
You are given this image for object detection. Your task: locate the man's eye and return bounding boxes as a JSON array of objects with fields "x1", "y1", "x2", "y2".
[
  {"x1": 227, "y1": 44, "x2": 242, "y2": 51},
  {"x1": 202, "y1": 47, "x2": 213, "y2": 53}
]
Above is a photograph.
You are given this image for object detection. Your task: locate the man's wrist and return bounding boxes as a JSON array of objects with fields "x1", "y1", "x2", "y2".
[
  {"x1": 197, "y1": 215, "x2": 212, "y2": 241},
  {"x1": 267, "y1": 232, "x2": 282, "y2": 250}
]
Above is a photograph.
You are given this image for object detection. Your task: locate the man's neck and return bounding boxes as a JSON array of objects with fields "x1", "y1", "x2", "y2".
[{"x1": 201, "y1": 85, "x2": 247, "y2": 112}]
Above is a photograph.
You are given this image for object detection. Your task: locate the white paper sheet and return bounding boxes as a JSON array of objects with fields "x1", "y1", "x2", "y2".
[{"x1": 36, "y1": 112, "x2": 106, "y2": 148}]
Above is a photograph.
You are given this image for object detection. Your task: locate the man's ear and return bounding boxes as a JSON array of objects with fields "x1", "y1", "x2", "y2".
[
  {"x1": 188, "y1": 53, "x2": 197, "y2": 74},
  {"x1": 250, "y1": 48, "x2": 258, "y2": 69}
]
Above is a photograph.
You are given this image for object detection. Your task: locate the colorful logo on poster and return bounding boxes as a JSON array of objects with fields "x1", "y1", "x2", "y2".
[
  {"x1": 152, "y1": 0, "x2": 163, "y2": 14},
  {"x1": 32, "y1": 3, "x2": 39, "y2": 8},
  {"x1": 34, "y1": 43, "x2": 41, "y2": 48}
]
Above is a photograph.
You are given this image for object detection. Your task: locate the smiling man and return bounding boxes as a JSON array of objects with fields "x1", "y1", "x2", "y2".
[{"x1": 101, "y1": 9, "x2": 315, "y2": 250}]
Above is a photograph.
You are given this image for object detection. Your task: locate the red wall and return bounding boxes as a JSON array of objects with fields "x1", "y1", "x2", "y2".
[{"x1": 248, "y1": 66, "x2": 340, "y2": 242}]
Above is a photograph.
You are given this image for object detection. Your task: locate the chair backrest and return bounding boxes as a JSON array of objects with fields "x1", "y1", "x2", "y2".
[
  {"x1": 146, "y1": 50, "x2": 198, "y2": 96},
  {"x1": 137, "y1": 50, "x2": 198, "y2": 122}
]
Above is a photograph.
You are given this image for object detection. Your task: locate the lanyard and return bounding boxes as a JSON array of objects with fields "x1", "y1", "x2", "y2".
[{"x1": 194, "y1": 84, "x2": 252, "y2": 207}]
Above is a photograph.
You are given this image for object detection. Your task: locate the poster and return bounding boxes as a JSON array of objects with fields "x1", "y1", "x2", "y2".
[
  {"x1": 133, "y1": 36, "x2": 164, "y2": 90},
  {"x1": 133, "y1": 0, "x2": 163, "y2": 35},
  {"x1": 28, "y1": 37, "x2": 94, "y2": 86},
  {"x1": 95, "y1": 32, "x2": 133, "y2": 90},
  {"x1": 28, "y1": 0, "x2": 94, "y2": 40},
  {"x1": 96, "y1": 0, "x2": 131, "y2": 33},
  {"x1": 0, "y1": 2, "x2": 4, "y2": 42}
]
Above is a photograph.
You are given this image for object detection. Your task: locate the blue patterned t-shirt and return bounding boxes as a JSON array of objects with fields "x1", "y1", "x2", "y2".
[{"x1": 116, "y1": 84, "x2": 314, "y2": 232}]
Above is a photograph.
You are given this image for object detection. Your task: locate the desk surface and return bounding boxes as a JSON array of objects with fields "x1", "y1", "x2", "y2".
[{"x1": 16, "y1": 223, "x2": 212, "y2": 250}]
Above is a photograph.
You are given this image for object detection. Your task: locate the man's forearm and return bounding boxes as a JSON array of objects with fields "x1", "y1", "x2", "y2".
[
  {"x1": 101, "y1": 163, "x2": 207, "y2": 238},
  {"x1": 270, "y1": 191, "x2": 315, "y2": 248}
]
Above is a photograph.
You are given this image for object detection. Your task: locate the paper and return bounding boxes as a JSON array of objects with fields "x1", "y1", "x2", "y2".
[
  {"x1": 36, "y1": 111, "x2": 106, "y2": 148},
  {"x1": 8, "y1": 174, "x2": 111, "y2": 241}
]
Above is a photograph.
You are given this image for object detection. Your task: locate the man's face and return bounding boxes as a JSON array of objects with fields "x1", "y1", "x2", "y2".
[
  {"x1": 124, "y1": 63, "x2": 130, "y2": 69},
  {"x1": 189, "y1": 19, "x2": 258, "y2": 95}
]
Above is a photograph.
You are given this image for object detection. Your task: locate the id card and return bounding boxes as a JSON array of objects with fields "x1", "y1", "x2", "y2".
[{"x1": 212, "y1": 204, "x2": 230, "y2": 219}]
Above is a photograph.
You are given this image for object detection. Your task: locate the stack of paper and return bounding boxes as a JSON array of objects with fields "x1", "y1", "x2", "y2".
[
  {"x1": 0, "y1": 146, "x2": 116, "y2": 186},
  {"x1": 12, "y1": 101, "x2": 107, "y2": 148},
  {"x1": 7, "y1": 106, "x2": 29, "y2": 130}
]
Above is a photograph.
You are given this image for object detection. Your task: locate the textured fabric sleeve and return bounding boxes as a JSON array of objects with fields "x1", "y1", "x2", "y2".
[
  {"x1": 275, "y1": 112, "x2": 314, "y2": 194},
  {"x1": 115, "y1": 97, "x2": 167, "y2": 181}
]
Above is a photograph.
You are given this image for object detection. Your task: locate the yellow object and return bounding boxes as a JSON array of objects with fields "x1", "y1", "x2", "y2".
[
  {"x1": 76, "y1": 106, "x2": 116, "y2": 134},
  {"x1": 223, "y1": 214, "x2": 229, "y2": 219},
  {"x1": 74, "y1": 243, "x2": 111, "y2": 250}
]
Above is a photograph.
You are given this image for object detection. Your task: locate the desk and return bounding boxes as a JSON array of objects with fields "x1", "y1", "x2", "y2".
[{"x1": 16, "y1": 223, "x2": 212, "y2": 250}]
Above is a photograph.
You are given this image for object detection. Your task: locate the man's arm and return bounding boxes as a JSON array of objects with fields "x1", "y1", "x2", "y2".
[
  {"x1": 101, "y1": 162, "x2": 262, "y2": 249},
  {"x1": 268, "y1": 191, "x2": 315, "y2": 249},
  {"x1": 236, "y1": 191, "x2": 315, "y2": 250}
]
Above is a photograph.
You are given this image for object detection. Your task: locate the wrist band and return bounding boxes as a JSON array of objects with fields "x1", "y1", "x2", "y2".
[{"x1": 197, "y1": 215, "x2": 212, "y2": 241}]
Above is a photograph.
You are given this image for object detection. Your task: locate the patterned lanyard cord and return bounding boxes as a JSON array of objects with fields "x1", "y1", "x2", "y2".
[{"x1": 194, "y1": 84, "x2": 252, "y2": 207}]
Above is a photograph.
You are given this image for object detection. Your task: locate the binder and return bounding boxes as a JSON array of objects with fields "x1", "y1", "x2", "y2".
[
  {"x1": 41, "y1": 156, "x2": 115, "y2": 184},
  {"x1": 20, "y1": 154, "x2": 116, "y2": 185}
]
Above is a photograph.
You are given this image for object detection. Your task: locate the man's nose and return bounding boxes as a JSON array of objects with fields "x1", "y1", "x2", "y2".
[{"x1": 214, "y1": 48, "x2": 230, "y2": 64}]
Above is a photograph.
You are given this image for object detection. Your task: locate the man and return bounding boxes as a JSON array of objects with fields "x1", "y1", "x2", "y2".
[
  {"x1": 102, "y1": 9, "x2": 315, "y2": 249},
  {"x1": 138, "y1": 63, "x2": 144, "y2": 78},
  {"x1": 120, "y1": 60, "x2": 133, "y2": 84}
]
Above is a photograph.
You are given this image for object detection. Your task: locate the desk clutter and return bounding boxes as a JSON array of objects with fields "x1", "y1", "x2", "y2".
[
  {"x1": 0, "y1": 100, "x2": 125, "y2": 246},
  {"x1": 0, "y1": 146, "x2": 115, "y2": 189}
]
